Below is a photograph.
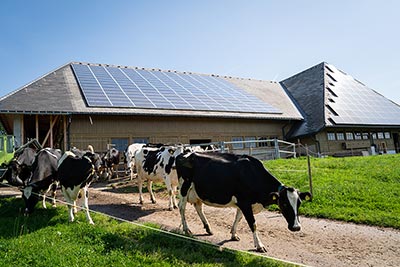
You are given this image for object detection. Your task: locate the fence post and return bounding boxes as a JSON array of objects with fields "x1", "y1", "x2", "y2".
[
  {"x1": 274, "y1": 138, "x2": 280, "y2": 159},
  {"x1": 220, "y1": 141, "x2": 225, "y2": 152},
  {"x1": 306, "y1": 144, "x2": 314, "y2": 198}
]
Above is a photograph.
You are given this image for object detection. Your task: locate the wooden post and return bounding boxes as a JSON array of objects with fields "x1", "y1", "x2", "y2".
[
  {"x1": 63, "y1": 116, "x2": 67, "y2": 152},
  {"x1": 35, "y1": 114, "x2": 39, "y2": 141},
  {"x1": 306, "y1": 144, "x2": 314, "y2": 198}
]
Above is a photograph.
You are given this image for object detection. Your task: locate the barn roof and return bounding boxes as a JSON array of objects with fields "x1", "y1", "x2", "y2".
[
  {"x1": 281, "y1": 62, "x2": 400, "y2": 138},
  {"x1": 0, "y1": 62, "x2": 303, "y2": 120}
]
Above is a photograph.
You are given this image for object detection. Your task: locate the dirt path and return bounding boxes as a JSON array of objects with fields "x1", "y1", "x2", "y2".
[
  {"x1": 2, "y1": 181, "x2": 399, "y2": 267},
  {"x1": 87, "y1": 181, "x2": 400, "y2": 267}
]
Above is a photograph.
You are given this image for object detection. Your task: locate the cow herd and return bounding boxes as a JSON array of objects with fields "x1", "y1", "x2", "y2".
[{"x1": 1, "y1": 142, "x2": 311, "y2": 252}]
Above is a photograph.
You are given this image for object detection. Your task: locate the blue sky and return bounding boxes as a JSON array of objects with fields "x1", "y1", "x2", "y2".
[{"x1": 1, "y1": 0, "x2": 399, "y2": 104}]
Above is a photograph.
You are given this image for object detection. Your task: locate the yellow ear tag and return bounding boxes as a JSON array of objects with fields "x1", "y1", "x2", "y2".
[
  {"x1": 305, "y1": 195, "x2": 311, "y2": 201},
  {"x1": 272, "y1": 195, "x2": 277, "y2": 201}
]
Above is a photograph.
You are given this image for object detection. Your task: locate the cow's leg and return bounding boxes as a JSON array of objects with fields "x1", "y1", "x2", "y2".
[
  {"x1": 61, "y1": 186, "x2": 75, "y2": 222},
  {"x1": 137, "y1": 176, "x2": 144, "y2": 204},
  {"x1": 50, "y1": 182, "x2": 58, "y2": 207},
  {"x1": 164, "y1": 175, "x2": 176, "y2": 210},
  {"x1": 237, "y1": 203, "x2": 266, "y2": 252},
  {"x1": 178, "y1": 193, "x2": 192, "y2": 235},
  {"x1": 147, "y1": 180, "x2": 156, "y2": 204},
  {"x1": 130, "y1": 162, "x2": 135, "y2": 181},
  {"x1": 81, "y1": 186, "x2": 94, "y2": 225},
  {"x1": 230, "y1": 208, "x2": 243, "y2": 241},
  {"x1": 193, "y1": 201, "x2": 213, "y2": 235},
  {"x1": 113, "y1": 164, "x2": 118, "y2": 178},
  {"x1": 42, "y1": 188, "x2": 48, "y2": 209}
]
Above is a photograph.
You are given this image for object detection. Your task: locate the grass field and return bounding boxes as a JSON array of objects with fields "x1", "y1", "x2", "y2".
[
  {"x1": 264, "y1": 154, "x2": 400, "y2": 229},
  {"x1": 1, "y1": 153, "x2": 399, "y2": 266},
  {"x1": 0, "y1": 197, "x2": 292, "y2": 267}
]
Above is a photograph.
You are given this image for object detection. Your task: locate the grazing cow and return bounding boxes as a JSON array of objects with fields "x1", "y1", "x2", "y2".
[
  {"x1": 101, "y1": 147, "x2": 120, "y2": 179},
  {"x1": 22, "y1": 148, "x2": 62, "y2": 213},
  {"x1": 176, "y1": 152, "x2": 312, "y2": 252},
  {"x1": 7, "y1": 147, "x2": 37, "y2": 186},
  {"x1": 57, "y1": 149, "x2": 101, "y2": 224},
  {"x1": 124, "y1": 143, "x2": 146, "y2": 180},
  {"x1": 135, "y1": 145, "x2": 184, "y2": 210}
]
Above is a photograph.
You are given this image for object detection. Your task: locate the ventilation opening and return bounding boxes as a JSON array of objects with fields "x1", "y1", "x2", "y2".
[
  {"x1": 326, "y1": 105, "x2": 339, "y2": 116},
  {"x1": 326, "y1": 87, "x2": 338, "y2": 97},
  {"x1": 326, "y1": 73, "x2": 337, "y2": 82},
  {"x1": 325, "y1": 65, "x2": 334, "y2": 73}
]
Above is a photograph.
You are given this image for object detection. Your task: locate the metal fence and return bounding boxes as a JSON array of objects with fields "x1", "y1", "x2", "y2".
[{"x1": 185, "y1": 139, "x2": 296, "y2": 160}]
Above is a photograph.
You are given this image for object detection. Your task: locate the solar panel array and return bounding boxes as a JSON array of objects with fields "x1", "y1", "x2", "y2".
[
  {"x1": 71, "y1": 63, "x2": 281, "y2": 114},
  {"x1": 324, "y1": 64, "x2": 400, "y2": 125}
]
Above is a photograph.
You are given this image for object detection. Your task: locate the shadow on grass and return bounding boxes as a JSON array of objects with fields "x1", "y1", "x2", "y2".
[{"x1": 0, "y1": 197, "x2": 59, "y2": 239}]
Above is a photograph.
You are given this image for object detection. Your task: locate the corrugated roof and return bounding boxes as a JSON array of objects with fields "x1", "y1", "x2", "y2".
[{"x1": 0, "y1": 62, "x2": 303, "y2": 120}]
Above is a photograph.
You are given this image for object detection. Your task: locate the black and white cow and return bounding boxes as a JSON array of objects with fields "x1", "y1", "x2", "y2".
[
  {"x1": 124, "y1": 143, "x2": 146, "y2": 180},
  {"x1": 176, "y1": 152, "x2": 312, "y2": 252},
  {"x1": 57, "y1": 149, "x2": 101, "y2": 224},
  {"x1": 22, "y1": 148, "x2": 62, "y2": 213},
  {"x1": 101, "y1": 147, "x2": 120, "y2": 180},
  {"x1": 135, "y1": 145, "x2": 184, "y2": 210},
  {"x1": 7, "y1": 147, "x2": 37, "y2": 186}
]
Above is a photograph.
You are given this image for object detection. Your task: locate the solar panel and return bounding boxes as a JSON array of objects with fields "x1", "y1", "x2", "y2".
[
  {"x1": 71, "y1": 63, "x2": 281, "y2": 114},
  {"x1": 324, "y1": 64, "x2": 400, "y2": 125}
]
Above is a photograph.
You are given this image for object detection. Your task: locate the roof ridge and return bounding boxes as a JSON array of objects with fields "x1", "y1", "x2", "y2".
[{"x1": 70, "y1": 61, "x2": 276, "y2": 83}]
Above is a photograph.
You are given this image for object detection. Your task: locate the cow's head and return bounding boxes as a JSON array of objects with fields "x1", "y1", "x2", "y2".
[
  {"x1": 22, "y1": 185, "x2": 40, "y2": 214},
  {"x1": 84, "y1": 152, "x2": 102, "y2": 172},
  {"x1": 8, "y1": 159, "x2": 31, "y2": 186},
  {"x1": 269, "y1": 186, "x2": 312, "y2": 232}
]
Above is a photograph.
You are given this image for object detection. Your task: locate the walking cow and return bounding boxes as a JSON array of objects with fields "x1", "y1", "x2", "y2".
[
  {"x1": 135, "y1": 145, "x2": 184, "y2": 210},
  {"x1": 176, "y1": 152, "x2": 312, "y2": 252},
  {"x1": 57, "y1": 149, "x2": 101, "y2": 224}
]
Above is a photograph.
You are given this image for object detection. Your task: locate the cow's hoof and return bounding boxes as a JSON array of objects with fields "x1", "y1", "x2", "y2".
[
  {"x1": 205, "y1": 225, "x2": 213, "y2": 235},
  {"x1": 256, "y1": 246, "x2": 267, "y2": 253},
  {"x1": 184, "y1": 229, "x2": 193, "y2": 236},
  {"x1": 231, "y1": 235, "x2": 240, "y2": 241},
  {"x1": 151, "y1": 200, "x2": 156, "y2": 204},
  {"x1": 168, "y1": 207, "x2": 174, "y2": 211}
]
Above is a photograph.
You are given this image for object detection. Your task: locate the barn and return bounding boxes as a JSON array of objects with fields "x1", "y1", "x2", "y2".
[
  {"x1": 0, "y1": 62, "x2": 302, "y2": 154},
  {"x1": 282, "y1": 62, "x2": 400, "y2": 155},
  {"x1": 0, "y1": 61, "x2": 399, "y2": 156}
]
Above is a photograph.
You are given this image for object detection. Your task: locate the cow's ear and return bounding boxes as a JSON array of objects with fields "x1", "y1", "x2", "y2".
[
  {"x1": 299, "y1": 192, "x2": 312, "y2": 201},
  {"x1": 269, "y1": 192, "x2": 279, "y2": 204}
]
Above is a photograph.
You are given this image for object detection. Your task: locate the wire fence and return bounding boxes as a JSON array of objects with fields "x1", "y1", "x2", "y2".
[{"x1": 0, "y1": 181, "x2": 306, "y2": 267}]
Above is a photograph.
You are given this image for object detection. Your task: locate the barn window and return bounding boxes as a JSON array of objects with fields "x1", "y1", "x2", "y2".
[
  {"x1": 346, "y1": 132, "x2": 354, "y2": 140},
  {"x1": 377, "y1": 132, "x2": 384, "y2": 139},
  {"x1": 245, "y1": 137, "x2": 256, "y2": 148},
  {"x1": 354, "y1": 132, "x2": 362, "y2": 140},
  {"x1": 111, "y1": 138, "x2": 129, "y2": 151},
  {"x1": 133, "y1": 137, "x2": 149, "y2": 144},
  {"x1": 362, "y1": 132, "x2": 369, "y2": 140},
  {"x1": 371, "y1": 132, "x2": 377, "y2": 140},
  {"x1": 336, "y1": 132, "x2": 345, "y2": 140},
  {"x1": 327, "y1": 132, "x2": 336, "y2": 141},
  {"x1": 231, "y1": 137, "x2": 244, "y2": 149},
  {"x1": 384, "y1": 132, "x2": 391, "y2": 139}
]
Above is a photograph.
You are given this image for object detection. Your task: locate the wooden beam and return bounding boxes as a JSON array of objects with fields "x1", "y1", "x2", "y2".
[
  {"x1": 35, "y1": 115, "x2": 39, "y2": 141},
  {"x1": 63, "y1": 116, "x2": 67, "y2": 151},
  {"x1": 41, "y1": 115, "x2": 59, "y2": 148}
]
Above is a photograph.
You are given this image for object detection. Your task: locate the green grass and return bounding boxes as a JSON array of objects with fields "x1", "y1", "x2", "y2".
[
  {"x1": 264, "y1": 154, "x2": 400, "y2": 229},
  {"x1": 0, "y1": 197, "x2": 292, "y2": 267}
]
